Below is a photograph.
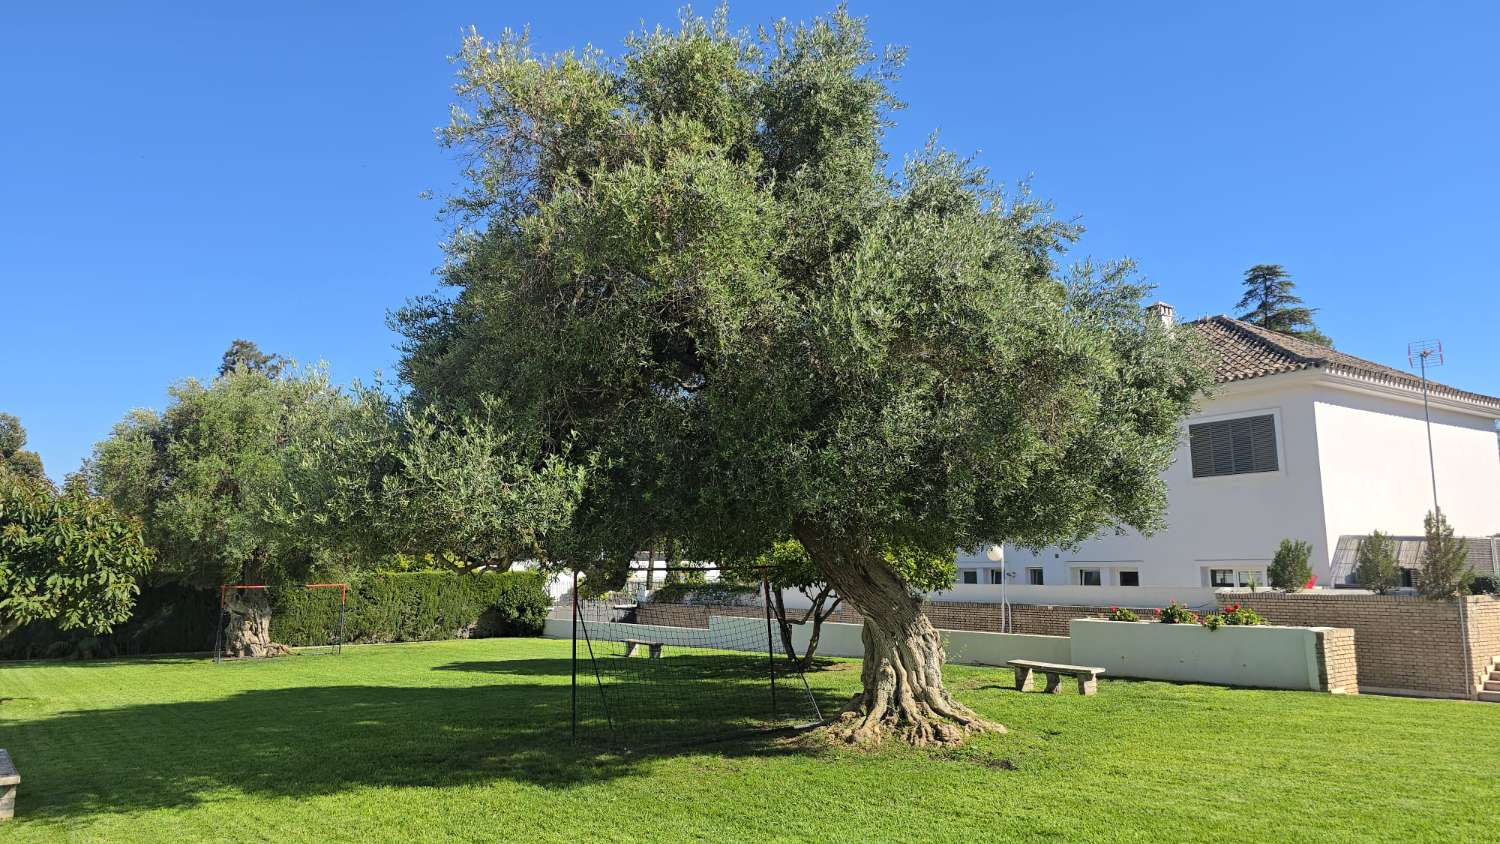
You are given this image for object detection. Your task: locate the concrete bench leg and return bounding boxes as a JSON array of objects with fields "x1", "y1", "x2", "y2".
[
  {"x1": 622, "y1": 642, "x2": 638, "y2": 658},
  {"x1": 1014, "y1": 666, "x2": 1034, "y2": 692},
  {"x1": 0, "y1": 783, "x2": 15, "y2": 820},
  {"x1": 1077, "y1": 675, "x2": 1098, "y2": 696},
  {"x1": 1044, "y1": 673, "x2": 1063, "y2": 694},
  {"x1": 647, "y1": 644, "x2": 662, "y2": 659}
]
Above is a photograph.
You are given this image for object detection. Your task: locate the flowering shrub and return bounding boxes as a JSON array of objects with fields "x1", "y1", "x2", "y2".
[
  {"x1": 1199, "y1": 613, "x2": 1224, "y2": 630},
  {"x1": 1218, "y1": 602, "x2": 1264, "y2": 626},
  {"x1": 1154, "y1": 601, "x2": 1198, "y2": 625},
  {"x1": 1106, "y1": 606, "x2": 1140, "y2": 622}
]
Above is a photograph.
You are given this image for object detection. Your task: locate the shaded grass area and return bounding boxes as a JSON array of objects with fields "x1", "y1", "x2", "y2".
[{"x1": 2, "y1": 637, "x2": 1498, "y2": 842}]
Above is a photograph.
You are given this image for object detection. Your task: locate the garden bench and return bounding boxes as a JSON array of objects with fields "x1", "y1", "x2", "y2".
[
  {"x1": 1007, "y1": 659, "x2": 1105, "y2": 696},
  {"x1": 0, "y1": 748, "x2": 18, "y2": 820},
  {"x1": 621, "y1": 639, "x2": 664, "y2": 659}
]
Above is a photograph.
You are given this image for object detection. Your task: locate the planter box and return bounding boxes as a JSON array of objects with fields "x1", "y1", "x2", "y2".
[{"x1": 1069, "y1": 618, "x2": 1343, "y2": 691}]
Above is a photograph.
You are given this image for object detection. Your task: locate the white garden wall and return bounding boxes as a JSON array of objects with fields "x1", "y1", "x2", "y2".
[
  {"x1": 1069, "y1": 618, "x2": 1331, "y2": 691},
  {"x1": 543, "y1": 613, "x2": 1342, "y2": 691}
]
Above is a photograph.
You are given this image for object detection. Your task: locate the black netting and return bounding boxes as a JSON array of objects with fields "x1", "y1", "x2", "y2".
[{"x1": 571, "y1": 599, "x2": 822, "y2": 748}]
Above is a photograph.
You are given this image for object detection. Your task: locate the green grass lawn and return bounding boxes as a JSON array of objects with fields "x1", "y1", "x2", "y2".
[{"x1": 2, "y1": 637, "x2": 1498, "y2": 842}]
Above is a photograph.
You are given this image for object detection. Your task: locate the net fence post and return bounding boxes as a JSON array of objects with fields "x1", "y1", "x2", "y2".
[
  {"x1": 337, "y1": 585, "x2": 346, "y2": 656},
  {"x1": 571, "y1": 569, "x2": 578, "y2": 742},
  {"x1": 763, "y1": 575, "x2": 777, "y2": 716}
]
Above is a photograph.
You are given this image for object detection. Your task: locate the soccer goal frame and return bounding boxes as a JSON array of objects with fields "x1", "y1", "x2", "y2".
[
  {"x1": 213, "y1": 582, "x2": 348, "y2": 663},
  {"x1": 569, "y1": 569, "x2": 822, "y2": 749}
]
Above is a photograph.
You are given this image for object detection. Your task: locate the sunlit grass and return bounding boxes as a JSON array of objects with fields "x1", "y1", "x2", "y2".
[{"x1": 2, "y1": 637, "x2": 1496, "y2": 842}]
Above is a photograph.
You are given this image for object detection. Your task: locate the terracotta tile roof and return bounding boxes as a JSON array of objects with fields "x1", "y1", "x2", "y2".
[{"x1": 1188, "y1": 315, "x2": 1500, "y2": 411}]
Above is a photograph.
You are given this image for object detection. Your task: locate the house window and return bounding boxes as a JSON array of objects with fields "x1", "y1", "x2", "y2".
[
  {"x1": 1118, "y1": 570, "x2": 1140, "y2": 587},
  {"x1": 1078, "y1": 569, "x2": 1102, "y2": 586},
  {"x1": 1210, "y1": 568, "x2": 1267, "y2": 588},
  {"x1": 1026, "y1": 567, "x2": 1044, "y2": 585},
  {"x1": 960, "y1": 569, "x2": 978, "y2": 585},
  {"x1": 1210, "y1": 568, "x2": 1236, "y2": 588},
  {"x1": 1189, "y1": 414, "x2": 1278, "y2": 477},
  {"x1": 1400, "y1": 568, "x2": 1415, "y2": 588},
  {"x1": 989, "y1": 569, "x2": 1005, "y2": 585}
]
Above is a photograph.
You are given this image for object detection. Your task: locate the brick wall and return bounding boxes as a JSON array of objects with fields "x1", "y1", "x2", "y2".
[
  {"x1": 1464, "y1": 596, "x2": 1500, "y2": 695},
  {"x1": 1315, "y1": 627, "x2": 1359, "y2": 694},
  {"x1": 1217, "y1": 591, "x2": 1500, "y2": 698},
  {"x1": 635, "y1": 599, "x2": 1143, "y2": 637}
]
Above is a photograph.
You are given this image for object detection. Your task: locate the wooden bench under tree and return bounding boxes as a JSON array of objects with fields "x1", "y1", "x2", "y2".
[
  {"x1": 1007, "y1": 659, "x2": 1105, "y2": 696},
  {"x1": 0, "y1": 748, "x2": 19, "y2": 821},
  {"x1": 621, "y1": 639, "x2": 664, "y2": 659}
]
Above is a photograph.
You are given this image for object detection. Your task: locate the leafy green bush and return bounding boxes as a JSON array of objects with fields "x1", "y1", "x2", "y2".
[
  {"x1": 1154, "y1": 601, "x2": 1199, "y2": 624},
  {"x1": 1217, "y1": 603, "x2": 1264, "y2": 626},
  {"x1": 1199, "y1": 613, "x2": 1224, "y2": 630},
  {"x1": 1470, "y1": 575, "x2": 1499, "y2": 596},
  {"x1": 1105, "y1": 606, "x2": 1139, "y2": 622},
  {"x1": 273, "y1": 570, "x2": 550, "y2": 646},
  {"x1": 1268, "y1": 539, "x2": 1313, "y2": 592}
]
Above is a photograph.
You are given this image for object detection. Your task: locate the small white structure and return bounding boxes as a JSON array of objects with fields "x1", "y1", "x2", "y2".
[{"x1": 957, "y1": 311, "x2": 1500, "y2": 590}]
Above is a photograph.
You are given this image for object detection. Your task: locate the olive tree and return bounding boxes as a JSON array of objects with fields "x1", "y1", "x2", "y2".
[{"x1": 395, "y1": 8, "x2": 1209, "y2": 744}]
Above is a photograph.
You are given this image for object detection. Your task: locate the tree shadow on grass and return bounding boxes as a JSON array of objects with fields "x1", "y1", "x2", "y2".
[{"x1": 5, "y1": 657, "x2": 844, "y2": 824}]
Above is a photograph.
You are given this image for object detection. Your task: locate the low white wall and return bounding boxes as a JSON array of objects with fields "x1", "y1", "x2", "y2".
[
  {"x1": 1069, "y1": 618, "x2": 1328, "y2": 691},
  {"x1": 542, "y1": 614, "x2": 1335, "y2": 692},
  {"x1": 543, "y1": 615, "x2": 1069, "y2": 667}
]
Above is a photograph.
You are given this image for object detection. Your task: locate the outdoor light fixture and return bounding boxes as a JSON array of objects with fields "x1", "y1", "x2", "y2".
[{"x1": 985, "y1": 544, "x2": 1003, "y2": 563}]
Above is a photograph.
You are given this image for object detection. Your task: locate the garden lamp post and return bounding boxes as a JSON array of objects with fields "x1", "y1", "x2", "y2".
[{"x1": 985, "y1": 544, "x2": 1010, "y2": 633}]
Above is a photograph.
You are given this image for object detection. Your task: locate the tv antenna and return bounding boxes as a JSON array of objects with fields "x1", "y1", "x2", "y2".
[{"x1": 1407, "y1": 340, "x2": 1444, "y2": 517}]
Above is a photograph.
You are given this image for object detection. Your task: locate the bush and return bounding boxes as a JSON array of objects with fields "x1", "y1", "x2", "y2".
[
  {"x1": 1199, "y1": 613, "x2": 1224, "y2": 630},
  {"x1": 1470, "y1": 575, "x2": 1499, "y2": 596},
  {"x1": 1155, "y1": 601, "x2": 1199, "y2": 625},
  {"x1": 1105, "y1": 606, "x2": 1139, "y2": 622},
  {"x1": 1268, "y1": 539, "x2": 1313, "y2": 592},
  {"x1": 1418, "y1": 511, "x2": 1471, "y2": 599},
  {"x1": 1217, "y1": 602, "x2": 1264, "y2": 626},
  {"x1": 274, "y1": 570, "x2": 550, "y2": 646}
]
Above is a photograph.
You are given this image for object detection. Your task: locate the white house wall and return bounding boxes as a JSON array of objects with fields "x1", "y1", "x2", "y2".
[
  {"x1": 1002, "y1": 373, "x2": 1331, "y2": 588},
  {"x1": 1313, "y1": 382, "x2": 1500, "y2": 570}
]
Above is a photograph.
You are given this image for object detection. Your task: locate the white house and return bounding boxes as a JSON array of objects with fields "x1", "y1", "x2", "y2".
[{"x1": 958, "y1": 306, "x2": 1500, "y2": 590}]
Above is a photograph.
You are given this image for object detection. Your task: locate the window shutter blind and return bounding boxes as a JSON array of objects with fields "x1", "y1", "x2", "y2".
[{"x1": 1189, "y1": 414, "x2": 1278, "y2": 477}]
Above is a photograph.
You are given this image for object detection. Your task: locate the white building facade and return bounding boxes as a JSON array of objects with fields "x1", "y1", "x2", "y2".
[{"x1": 957, "y1": 314, "x2": 1500, "y2": 591}]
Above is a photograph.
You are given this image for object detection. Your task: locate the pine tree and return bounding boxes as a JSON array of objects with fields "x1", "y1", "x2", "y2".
[
  {"x1": 1235, "y1": 264, "x2": 1332, "y2": 347},
  {"x1": 1418, "y1": 511, "x2": 1471, "y2": 599},
  {"x1": 1353, "y1": 530, "x2": 1398, "y2": 594},
  {"x1": 1268, "y1": 538, "x2": 1313, "y2": 592}
]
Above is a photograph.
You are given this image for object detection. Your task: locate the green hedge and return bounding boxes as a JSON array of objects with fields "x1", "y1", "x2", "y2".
[
  {"x1": 272, "y1": 571, "x2": 550, "y2": 646},
  {"x1": 1, "y1": 571, "x2": 550, "y2": 659}
]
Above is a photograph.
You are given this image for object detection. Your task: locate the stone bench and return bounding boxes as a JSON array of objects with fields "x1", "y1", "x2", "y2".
[
  {"x1": 0, "y1": 748, "x2": 18, "y2": 820},
  {"x1": 1007, "y1": 659, "x2": 1105, "y2": 696},
  {"x1": 621, "y1": 639, "x2": 664, "y2": 659}
]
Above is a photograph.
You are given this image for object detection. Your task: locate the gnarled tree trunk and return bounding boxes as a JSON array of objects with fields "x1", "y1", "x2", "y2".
[
  {"x1": 797, "y1": 527, "x2": 1002, "y2": 746},
  {"x1": 223, "y1": 589, "x2": 288, "y2": 658}
]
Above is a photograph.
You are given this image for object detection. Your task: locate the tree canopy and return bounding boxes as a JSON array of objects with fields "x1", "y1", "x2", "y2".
[
  {"x1": 1234, "y1": 264, "x2": 1331, "y2": 346},
  {"x1": 0, "y1": 469, "x2": 153, "y2": 639},
  {"x1": 0, "y1": 412, "x2": 47, "y2": 483},
  {"x1": 393, "y1": 7, "x2": 1210, "y2": 744}
]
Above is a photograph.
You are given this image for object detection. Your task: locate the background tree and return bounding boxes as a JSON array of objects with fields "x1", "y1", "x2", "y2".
[
  {"x1": 1268, "y1": 539, "x2": 1313, "y2": 592},
  {"x1": 1353, "y1": 530, "x2": 1398, "y2": 593},
  {"x1": 0, "y1": 412, "x2": 47, "y2": 483},
  {"x1": 269, "y1": 386, "x2": 589, "y2": 576},
  {"x1": 86, "y1": 365, "x2": 341, "y2": 655},
  {"x1": 723, "y1": 539, "x2": 844, "y2": 671},
  {"x1": 218, "y1": 339, "x2": 286, "y2": 379},
  {"x1": 0, "y1": 469, "x2": 153, "y2": 640},
  {"x1": 1234, "y1": 264, "x2": 1332, "y2": 346},
  {"x1": 1418, "y1": 511, "x2": 1470, "y2": 599},
  {"x1": 395, "y1": 8, "x2": 1210, "y2": 745}
]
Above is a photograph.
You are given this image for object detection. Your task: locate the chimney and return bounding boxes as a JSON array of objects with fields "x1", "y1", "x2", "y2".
[{"x1": 1146, "y1": 301, "x2": 1176, "y2": 328}]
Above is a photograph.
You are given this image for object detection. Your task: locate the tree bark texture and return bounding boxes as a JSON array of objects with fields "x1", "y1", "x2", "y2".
[
  {"x1": 223, "y1": 589, "x2": 288, "y2": 658},
  {"x1": 796, "y1": 527, "x2": 1002, "y2": 746}
]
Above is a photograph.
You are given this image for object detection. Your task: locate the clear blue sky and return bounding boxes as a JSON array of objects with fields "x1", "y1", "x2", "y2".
[{"x1": 3, "y1": 2, "x2": 1497, "y2": 482}]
